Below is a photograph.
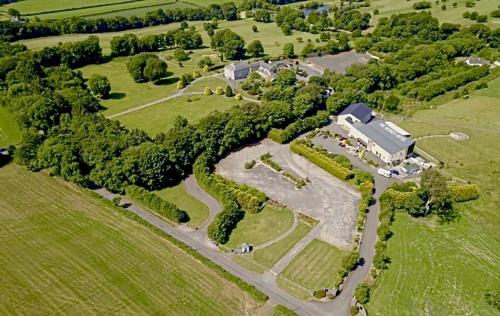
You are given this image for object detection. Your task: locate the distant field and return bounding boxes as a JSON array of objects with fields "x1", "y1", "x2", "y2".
[
  {"x1": 116, "y1": 94, "x2": 243, "y2": 136},
  {"x1": 0, "y1": 0, "x2": 231, "y2": 20},
  {"x1": 0, "y1": 163, "x2": 260, "y2": 315},
  {"x1": 368, "y1": 78, "x2": 500, "y2": 315},
  {"x1": 277, "y1": 239, "x2": 347, "y2": 299},
  {"x1": 155, "y1": 183, "x2": 209, "y2": 228},
  {"x1": 225, "y1": 205, "x2": 294, "y2": 250},
  {"x1": 0, "y1": 107, "x2": 20, "y2": 148}
]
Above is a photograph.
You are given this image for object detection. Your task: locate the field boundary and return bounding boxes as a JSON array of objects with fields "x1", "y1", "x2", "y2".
[
  {"x1": 17, "y1": 0, "x2": 144, "y2": 17},
  {"x1": 79, "y1": 0, "x2": 179, "y2": 18}
]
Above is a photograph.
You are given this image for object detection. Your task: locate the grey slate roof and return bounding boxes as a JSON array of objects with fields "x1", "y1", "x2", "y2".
[
  {"x1": 354, "y1": 119, "x2": 415, "y2": 154},
  {"x1": 227, "y1": 62, "x2": 250, "y2": 71},
  {"x1": 339, "y1": 103, "x2": 372, "y2": 124}
]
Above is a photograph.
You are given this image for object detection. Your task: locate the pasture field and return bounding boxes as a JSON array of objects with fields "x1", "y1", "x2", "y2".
[
  {"x1": 277, "y1": 239, "x2": 347, "y2": 299},
  {"x1": 0, "y1": 163, "x2": 260, "y2": 315},
  {"x1": 362, "y1": 0, "x2": 499, "y2": 29},
  {"x1": 155, "y1": 183, "x2": 209, "y2": 228},
  {"x1": 225, "y1": 205, "x2": 295, "y2": 250},
  {"x1": 234, "y1": 221, "x2": 314, "y2": 274},
  {"x1": 0, "y1": 107, "x2": 21, "y2": 148},
  {"x1": 116, "y1": 94, "x2": 242, "y2": 136},
  {"x1": 368, "y1": 78, "x2": 500, "y2": 315}
]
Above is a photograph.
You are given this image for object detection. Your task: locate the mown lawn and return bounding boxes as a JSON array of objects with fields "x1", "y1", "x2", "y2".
[
  {"x1": 234, "y1": 220, "x2": 314, "y2": 274},
  {"x1": 225, "y1": 205, "x2": 294, "y2": 250},
  {"x1": 0, "y1": 107, "x2": 21, "y2": 148},
  {"x1": 277, "y1": 239, "x2": 347, "y2": 299},
  {"x1": 116, "y1": 94, "x2": 243, "y2": 136},
  {"x1": 155, "y1": 183, "x2": 209, "y2": 228},
  {"x1": 0, "y1": 163, "x2": 260, "y2": 315},
  {"x1": 368, "y1": 78, "x2": 500, "y2": 315}
]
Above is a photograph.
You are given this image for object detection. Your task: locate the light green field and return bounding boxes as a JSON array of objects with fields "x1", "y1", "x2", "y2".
[
  {"x1": 234, "y1": 220, "x2": 314, "y2": 274},
  {"x1": 0, "y1": 107, "x2": 21, "y2": 148},
  {"x1": 368, "y1": 78, "x2": 500, "y2": 315},
  {"x1": 362, "y1": 0, "x2": 499, "y2": 28},
  {"x1": 20, "y1": 18, "x2": 321, "y2": 57},
  {"x1": 185, "y1": 77, "x2": 228, "y2": 93},
  {"x1": 155, "y1": 183, "x2": 209, "y2": 228},
  {"x1": 225, "y1": 206, "x2": 294, "y2": 249},
  {"x1": 0, "y1": 163, "x2": 260, "y2": 315},
  {"x1": 116, "y1": 94, "x2": 242, "y2": 136},
  {"x1": 277, "y1": 239, "x2": 347, "y2": 299}
]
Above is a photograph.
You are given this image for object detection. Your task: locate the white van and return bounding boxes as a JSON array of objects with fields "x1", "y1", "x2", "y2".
[{"x1": 377, "y1": 168, "x2": 392, "y2": 178}]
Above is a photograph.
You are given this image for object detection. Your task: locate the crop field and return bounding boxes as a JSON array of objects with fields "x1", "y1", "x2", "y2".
[
  {"x1": 116, "y1": 94, "x2": 243, "y2": 136},
  {"x1": 0, "y1": 107, "x2": 20, "y2": 148},
  {"x1": 277, "y1": 239, "x2": 347, "y2": 299},
  {"x1": 368, "y1": 78, "x2": 500, "y2": 315},
  {"x1": 155, "y1": 183, "x2": 209, "y2": 228},
  {"x1": 234, "y1": 221, "x2": 314, "y2": 274},
  {"x1": 0, "y1": 163, "x2": 260, "y2": 315},
  {"x1": 225, "y1": 205, "x2": 294, "y2": 250}
]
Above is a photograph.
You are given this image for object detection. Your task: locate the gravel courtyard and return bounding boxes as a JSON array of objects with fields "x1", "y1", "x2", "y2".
[{"x1": 216, "y1": 139, "x2": 360, "y2": 249}]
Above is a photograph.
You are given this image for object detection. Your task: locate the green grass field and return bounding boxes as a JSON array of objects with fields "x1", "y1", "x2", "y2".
[
  {"x1": 225, "y1": 205, "x2": 294, "y2": 250},
  {"x1": 0, "y1": 163, "x2": 260, "y2": 315},
  {"x1": 155, "y1": 183, "x2": 209, "y2": 228},
  {"x1": 234, "y1": 220, "x2": 314, "y2": 274},
  {"x1": 0, "y1": 107, "x2": 21, "y2": 148},
  {"x1": 368, "y1": 77, "x2": 500, "y2": 315},
  {"x1": 277, "y1": 239, "x2": 347, "y2": 299},
  {"x1": 116, "y1": 94, "x2": 243, "y2": 136}
]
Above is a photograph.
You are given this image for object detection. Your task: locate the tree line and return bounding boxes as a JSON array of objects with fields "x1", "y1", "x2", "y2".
[{"x1": 0, "y1": 3, "x2": 238, "y2": 41}]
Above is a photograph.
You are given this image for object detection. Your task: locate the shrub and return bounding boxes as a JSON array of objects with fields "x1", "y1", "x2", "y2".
[
  {"x1": 355, "y1": 283, "x2": 371, "y2": 304},
  {"x1": 268, "y1": 111, "x2": 330, "y2": 144},
  {"x1": 126, "y1": 185, "x2": 188, "y2": 223},
  {"x1": 412, "y1": 1, "x2": 432, "y2": 9},
  {"x1": 225, "y1": 85, "x2": 233, "y2": 97},
  {"x1": 244, "y1": 160, "x2": 256, "y2": 169},
  {"x1": 192, "y1": 70, "x2": 201, "y2": 78},
  {"x1": 313, "y1": 289, "x2": 327, "y2": 299},
  {"x1": 177, "y1": 80, "x2": 185, "y2": 89},
  {"x1": 173, "y1": 48, "x2": 189, "y2": 61},
  {"x1": 215, "y1": 86, "x2": 224, "y2": 95},
  {"x1": 252, "y1": 25, "x2": 258, "y2": 32},
  {"x1": 204, "y1": 87, "x2": 213, "y2": 95},
  {"x1": 450, "y1": 184, "x2": 480, "y2": 202},
  {"x1": 234, "y1": 93, "x2": 242, "y2": 100},
  {"x1": 260, "y1": 153, "x2": 282, "y2": 172}
]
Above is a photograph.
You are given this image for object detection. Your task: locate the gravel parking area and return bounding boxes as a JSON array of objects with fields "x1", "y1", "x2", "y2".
[{"x1": 216, "y1": 139, "x2": 360, "y2": 249}]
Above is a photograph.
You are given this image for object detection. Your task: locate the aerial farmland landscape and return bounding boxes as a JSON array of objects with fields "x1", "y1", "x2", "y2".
[{"x1": 0, "y1": 0, "x2": 498, "y2": 315}]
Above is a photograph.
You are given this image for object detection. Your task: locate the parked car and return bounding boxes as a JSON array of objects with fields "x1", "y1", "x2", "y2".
[
  {"x1": 391, "y1": 169, "x2": 399, "y2": 175},
  {"x1": 377, "y1": 168, "x2": 392, "y2": 178}
]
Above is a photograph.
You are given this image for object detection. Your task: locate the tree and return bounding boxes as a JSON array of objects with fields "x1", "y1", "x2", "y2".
[
  {"x1": 283, "y1": 43, "x2": 295, "y2": 58},
  {"x1": 7, "y1": 8, "x2": 20, "y2": 18},
  {"x1": 127, "y1": 53, "x2": 167, "y2": 83},
  {"x1": 204, "y1": 87, "x2": 212, "y2": 95},
  {"x1": 254, "y1": 9, "x2": 272, "y2": 23},
  {"x1": 173, "y1": 48, "x2": 188, "y2": 61},
  {"x1": 88, "y1": 74, "x2": 111, "y2": 99},
  {"x1": 247, "y1": 40, "x2": 264, "y2": 57},
  {"x1": 354, "y1": 37, "x2": 373, "y2": 53},
  {"x1": 355, "y1": 283, "x2": 370, "y2": 304},
  {"x1": 420, "y1": 169, "x2": 453, "y2": 218},
  {"x1": 211, "y1": 29, "x2": 245, "y2": 60},
  {"x1": 110, "y1": 33, "x2": 139, "y2": 57},
  {"x1": 301, "y1": 42, "x2": 316, "y2": 57},
  {"x1": 225, "y1": 85, "x2": 233, "y2": 97},
  {"x1": 252, "y1": 25, "x2": 258, "y2": 32}
]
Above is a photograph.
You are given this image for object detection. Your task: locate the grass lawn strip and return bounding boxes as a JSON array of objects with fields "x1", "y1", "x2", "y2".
[
  {"x1": 155, "y1": 183, "x2": 209, "y2": 228},
  {"x1": 0, "y1": 107, "x2": 21, "y2": 147}
]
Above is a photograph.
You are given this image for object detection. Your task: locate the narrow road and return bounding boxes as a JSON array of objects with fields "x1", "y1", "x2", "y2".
[{"x1": 107, "y1": 73, "x2": 258, "y2": 119}]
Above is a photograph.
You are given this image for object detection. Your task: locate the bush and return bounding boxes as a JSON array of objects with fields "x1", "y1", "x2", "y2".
[
  {"x1": 225, "y1": 85, "x2": 233, "y2": 97},
  {"x1": 234, "y1": 93, "x2": 242, "y2": 100},
  {"x1": 204, "y1": 87, "x2": 213, "y2": 95},
  {"x1": 355, "y1": 283, "x2": 371, "y2": 304},
  {"x1": 268, "y1": 111, "x2": 330, "y2": 144},
  {"x1": 244, "y1": 160, "x2": 256, "y2": 169},
  {"x1": 173, "y1": 48, "x2": 189, "y2": 61},
  {"x1": 313, "y1": 289, "x2": 327, "y2": 299},
  {"x1": 126, "y1": 185, "x2": 188, "y2": 223},
  {"x1": 450, "y1": 184, "x2": 480, "y2": 202},
  {"x1": 413, "y1": 1, "x2": 432, "y2": 9},
  {"x1": 215, "y1": 86, "x2": 224, "y2": 95},
  {"x1": 290, "y1": 141, "x2": 352, "y2": 180},
  {"x1": 260, "y1": 153, "x2": 282, "y2": 172},
  {"x1": 192, "y1": 70, "x2": 201, "y2": 79}
]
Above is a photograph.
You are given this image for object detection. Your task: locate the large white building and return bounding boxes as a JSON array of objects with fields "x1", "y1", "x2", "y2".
[{"x1": 338, "y1": 103, "x2": 415, "y2": 165}]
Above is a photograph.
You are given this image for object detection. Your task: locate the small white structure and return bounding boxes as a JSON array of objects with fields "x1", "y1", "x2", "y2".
[
  {"x1": 338, "y1": 103, "x2": 415, "y2": 165},
  {"x1": 465, "y1": 57, "x2": 490, "y2": 67},
  {"x1": 224, "y1": 62, "x2": 250, "y2": 80}
]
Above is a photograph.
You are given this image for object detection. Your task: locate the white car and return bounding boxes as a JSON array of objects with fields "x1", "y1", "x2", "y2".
[{"x1": 377, "y1": 168, "x2": 392, "y2": 178}]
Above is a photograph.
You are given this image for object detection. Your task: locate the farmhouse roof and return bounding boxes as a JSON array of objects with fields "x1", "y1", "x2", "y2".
[
  {"x1": 227, "y1": 62, "x2": 250, "y2": 71},
  {"x1": 339, "y1": 103, "x2": 372, "y2": 123},
  {"x1": 354, "y1": 119, "x2": 415, "y2": 154}
]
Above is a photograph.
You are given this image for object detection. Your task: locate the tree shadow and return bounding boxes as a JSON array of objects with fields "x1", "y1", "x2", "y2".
[
  {"x1": 155, "y1": 77, "x2": 179, "y2": 86},
  {"x1": 109, "y1": 92, "x2": 126, "y2": 100}
]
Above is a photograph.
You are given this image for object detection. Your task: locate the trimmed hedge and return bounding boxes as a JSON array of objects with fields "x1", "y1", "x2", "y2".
[
  {"x1": 450, "y1": 184, "x2": 480, "y2": 202},
  {"x1": 86, "y1": 190, "x2": 268, "y2": 303},
  {"x1": 290, "y1": 140, "x2": 352, "y2": 180},
  {"x1": 126, "y1": 185, "x2": 188, "y2": 223},
  {"x1": 268, "y1": 111, "x2": 329, "y2": 144}
]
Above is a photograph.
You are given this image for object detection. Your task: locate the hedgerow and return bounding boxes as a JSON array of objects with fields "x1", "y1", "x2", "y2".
[
  {"x1": 450, "y1": 184, "x2": 480, "y2": 202},
  {"x1": 126, "y1": 185, "x2": 188, "y2": 223},
  {"x1": 268, "y1": 111, "x2": 329, "y2": 144}
]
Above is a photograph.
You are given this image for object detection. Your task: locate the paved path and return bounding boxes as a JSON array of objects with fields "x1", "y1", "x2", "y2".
[{"x1": 107, "y1": 73, "x2": 258, "y2": 119}]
